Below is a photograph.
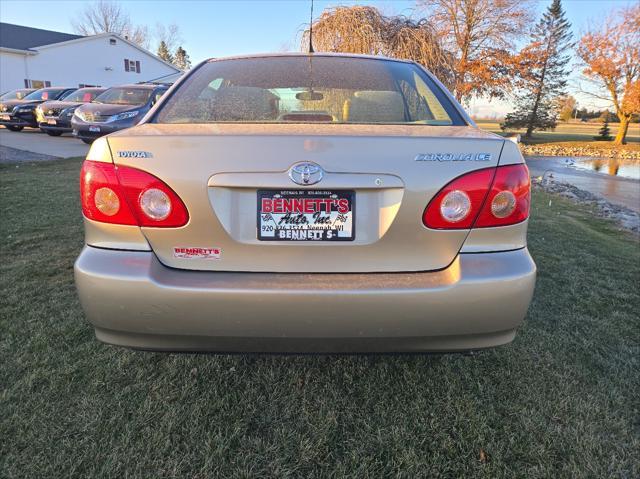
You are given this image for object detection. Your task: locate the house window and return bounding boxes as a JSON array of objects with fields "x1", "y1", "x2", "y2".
[
  {"x1": 109, "y1": 38, "x2": 116, "y2": 45},
  {"x1": 124, "y1": 59, "x2": 141, "y2": 73},
  {"x1": 24, "y1": 79, "x2": 50, "y2": 88}
]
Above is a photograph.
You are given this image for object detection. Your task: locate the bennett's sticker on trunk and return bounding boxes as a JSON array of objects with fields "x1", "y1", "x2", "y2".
[{"x1": 173, "y1": 247, "x2": 221, "y2": 260}]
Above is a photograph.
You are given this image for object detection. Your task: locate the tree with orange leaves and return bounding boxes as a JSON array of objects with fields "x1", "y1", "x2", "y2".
[
  {"x1": 577, "y1": 5, "x2": 640, "y2": 145},
  {"x1": 418, "y1": 0, "x2": 533, "y2": 103}
]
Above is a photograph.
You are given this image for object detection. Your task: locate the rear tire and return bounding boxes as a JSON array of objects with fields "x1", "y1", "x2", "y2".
[
  {"x1": 46, "y1": 130, "x2": 63, "y2": 137},
  {"x1": 81, "y1": 138, "x2": 94, "y2": 145},
  {"x1": 6, "y1": 125, "x2": 23, "y2": 132}
]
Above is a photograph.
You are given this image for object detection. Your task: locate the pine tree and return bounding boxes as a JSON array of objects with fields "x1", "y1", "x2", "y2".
[
  {"x1": 594, "y1": 113, "x2": 613, "y2": 141},
  {"x1": 501, "y1": 0, "x2": 573, "y2": 138},
  {"x1": 157, "y1": 40, "x2": 174, "y2": 64},
  {"x1": 174, "y1": 46, "x2": 191, "y2": 71}
]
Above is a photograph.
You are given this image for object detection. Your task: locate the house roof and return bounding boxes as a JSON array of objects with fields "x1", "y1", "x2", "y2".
[
  {"x1": 0, "y1": 23, "x2": 83, "y2": 51},
  {"x1": 0, "y1": 23, "x2": 182, "y2": 73}
]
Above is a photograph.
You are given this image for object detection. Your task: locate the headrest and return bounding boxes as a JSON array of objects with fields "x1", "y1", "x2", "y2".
[
  {"x1": 346, "y1": 90, "x2": 406, "y2": 122},
  {"x1": 209, "y1": 86, "x2": 278, "y2": 121}
]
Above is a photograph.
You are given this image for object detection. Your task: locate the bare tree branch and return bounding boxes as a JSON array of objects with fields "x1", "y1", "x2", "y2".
[
  {"x1": 71, "y1": 0, "x2": 148, "y2": 48},
  {"x1": 155, "y1": 22, "x2": 182, "y2": 54}
]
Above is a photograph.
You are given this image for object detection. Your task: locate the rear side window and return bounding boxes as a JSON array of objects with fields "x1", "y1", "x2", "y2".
[{"x1": 155, "y1": 56, "x2": 463, "y2": 125}]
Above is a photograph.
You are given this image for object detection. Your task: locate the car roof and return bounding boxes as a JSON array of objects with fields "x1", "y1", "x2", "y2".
[
  {"x1": 205, "y1": 52, "x2": 414, "y2": 65},
  {"x1": 110, "y1": 84, "x2": 166, "y2": 89}
]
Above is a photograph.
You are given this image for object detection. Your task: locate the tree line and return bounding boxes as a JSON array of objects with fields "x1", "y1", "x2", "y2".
[{"x1": 305, "y1": 0, "x2": 639, "y2": 145}]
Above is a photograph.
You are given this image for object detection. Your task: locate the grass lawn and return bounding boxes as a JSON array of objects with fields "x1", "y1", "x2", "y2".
[
  {"x1": 2, "y1": 158, "x2": 639, "y2": 478},
  {"x1": 476, "y1": 120, "x2": 640, "y2": 145}
]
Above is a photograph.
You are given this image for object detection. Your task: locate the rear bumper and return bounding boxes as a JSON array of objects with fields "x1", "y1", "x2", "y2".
[{"x1": 74, "y1": 247, "x2": 536, "y2": 352}]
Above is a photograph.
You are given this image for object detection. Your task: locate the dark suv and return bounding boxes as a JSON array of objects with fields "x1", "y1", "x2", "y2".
[
  {"x1": 0, "y1": 87, "x2": 77, "y2": 131},
  {"x1": 37, "y1": 87, "x2": 106, "y2": 136},
  {"x1": 71, "y1": 84, "x2": 168, "y2": 144}
]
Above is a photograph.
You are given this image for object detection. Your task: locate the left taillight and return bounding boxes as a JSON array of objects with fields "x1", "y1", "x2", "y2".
[
  {"x1": 422, "y1": 164, "x2": 530, "y2": 229},
  {"x1": 80, "y1": 160, "x2": 189, "y2": 227}
]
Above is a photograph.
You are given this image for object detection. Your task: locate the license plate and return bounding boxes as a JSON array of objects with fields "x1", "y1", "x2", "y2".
[
  {"x1": 47, "y1": 119, "x2": 57, "y2": 125},
  {"x1": 258, "y1": 190, "x2": 355, "y2": 241},
  {"x1": 0, "y1": 115, "x2": 10, "y2": 121},
  {"x1": 89, "y1": 126, "x2": 100, "y2": 132}
]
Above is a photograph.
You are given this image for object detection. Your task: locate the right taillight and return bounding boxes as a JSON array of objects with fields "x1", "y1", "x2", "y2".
[
  {"x1": 475, "y1": 164, "x2": 530, "y2": 227},
  {"x1": 80, "y1": 160, "x2": 189, "y2": 227},
  {"x1": 422, "y1": 164, "x2": 530, "y2": 229}
]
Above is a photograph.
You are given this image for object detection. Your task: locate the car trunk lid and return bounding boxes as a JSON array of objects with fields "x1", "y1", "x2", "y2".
[{"x1": 107, "y1": 123, "x2": 505, "y2": 272}]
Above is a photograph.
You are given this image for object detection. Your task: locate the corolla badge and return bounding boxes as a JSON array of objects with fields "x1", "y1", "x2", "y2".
[
  {"x1": 415, "y1": 153, "x2": 492, "y2": 162},
  {"x1": 289, "y1": 162, "x2": 324, "y2": 185}
]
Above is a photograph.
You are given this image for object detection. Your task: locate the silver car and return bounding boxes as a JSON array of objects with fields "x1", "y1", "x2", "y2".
[{"x1": 74, "y1": 53, "x2": 536, "y2": 352}]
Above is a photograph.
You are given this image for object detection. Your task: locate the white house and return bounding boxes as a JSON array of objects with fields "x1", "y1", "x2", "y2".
[{"x1": 0, "y1": 23, "x2": 182, "y2": 92}]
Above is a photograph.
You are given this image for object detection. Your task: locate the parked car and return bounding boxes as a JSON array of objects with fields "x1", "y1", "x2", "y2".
[
  {"x1": 0, "y1": 88, "x2": 36, "y2": 101},
  {"x1": 36, "y1": 87, "x2": 106, "y2": 136},
  {"x1": 0, "y1": 87, "x2": 77, "y2": 131},
  {"x1": 71, "y1": 84, "x2": 168, "y2": 144},
  {"x1": 75, "y1": 53, "x2": 536, "y2": 353}
]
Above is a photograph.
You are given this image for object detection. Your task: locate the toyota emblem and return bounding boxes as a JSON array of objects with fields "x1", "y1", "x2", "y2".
[{"x1": 288, "y1": 162, "x2": 324, "y2": 186}]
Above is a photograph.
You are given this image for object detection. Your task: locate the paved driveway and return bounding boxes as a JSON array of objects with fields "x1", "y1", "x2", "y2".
[
  {"x1": 526, "y1": 156, "x2": 640, "y2": 213},
  {"x1": 0, "y1": 127, "x2": 89, "y2": 158}
]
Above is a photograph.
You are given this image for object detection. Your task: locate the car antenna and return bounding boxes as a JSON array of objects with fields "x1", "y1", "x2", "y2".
[{"x1": 308, "y1": 0, "x2": 314, "y2": 53}]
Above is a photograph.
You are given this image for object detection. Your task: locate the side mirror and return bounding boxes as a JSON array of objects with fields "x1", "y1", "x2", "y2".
[{"x1": 505, "y1": 133, "x2": 521, "y2": 144}]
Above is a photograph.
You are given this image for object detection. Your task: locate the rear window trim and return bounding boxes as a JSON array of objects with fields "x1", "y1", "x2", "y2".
[{"x1": 148, "y1": 55, "x2": 468, "y2": 127}]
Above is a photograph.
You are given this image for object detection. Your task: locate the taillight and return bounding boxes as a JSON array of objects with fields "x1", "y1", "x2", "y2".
[
  {"x1": 80, "y1": 160, "x2": 189, "y2": 227},
  {"x1": 422, "y1": 168, "x2": 494, "y2": 229},
  {"x1": 422, "y1": 164, "x2": 530, "y2": 229},
  {"x1": 475, "y1": 164, "x2": 530, "y2": 227},
  {"x1": 80, "y1": 161, "x2": 137, "y2": 225}
]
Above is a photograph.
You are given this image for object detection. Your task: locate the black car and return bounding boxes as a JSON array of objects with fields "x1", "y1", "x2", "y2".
[
  {"x1": 71, "y1": 84, "x2": 168, "y2": 144},
  {"x1": 0, "y1": 87, "x2": 77, "y2": 131},
  {"x1": 0, "y1": 89, "x2": 36, "y2": 130},
  {"x1": 37, "y1": 87, "x2": 106, "y2": 136}
]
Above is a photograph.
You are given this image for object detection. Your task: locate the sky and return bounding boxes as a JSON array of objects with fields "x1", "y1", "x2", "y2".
[{"x1": 0, "y1": 0, "x2": 634, "y2": 116}]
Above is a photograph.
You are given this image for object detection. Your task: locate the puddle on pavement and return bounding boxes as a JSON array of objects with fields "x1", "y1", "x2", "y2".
[{"x1": 559, "y1": 157, "x2": 639, "y2": 180}]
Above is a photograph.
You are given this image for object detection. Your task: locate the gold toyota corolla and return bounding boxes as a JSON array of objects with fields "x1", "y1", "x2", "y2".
[{"x1": 74, "y1": 53, "x2": 536, "y2": 352}]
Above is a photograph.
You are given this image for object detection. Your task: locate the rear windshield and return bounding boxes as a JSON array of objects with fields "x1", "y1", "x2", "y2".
[
  {"x1": 62, "y1": 89, "x2": 104, "y2": 102},
  {"x1": 155, "y1": 56, "x2": 462, "y2": 125},
  {"x1": 94, "y1": 87, "x2": 152, "y2": 105},
  {"x1": 23, "y1": 89, "x2": 67, "y2": 101},
  {"x1": 1, "y1": 89, "x2": 33, "y2": 100}
]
